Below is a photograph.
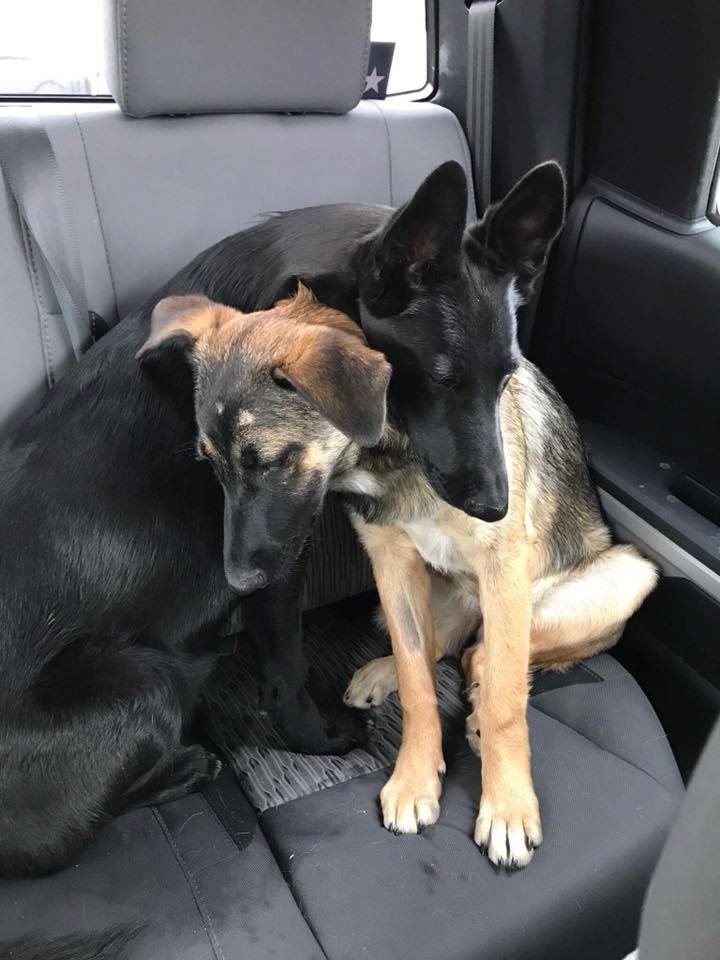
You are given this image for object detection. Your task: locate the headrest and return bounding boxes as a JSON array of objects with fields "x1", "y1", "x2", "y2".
[{"x1": 104, "y1": 0, "x2": 372, "y2": 118}]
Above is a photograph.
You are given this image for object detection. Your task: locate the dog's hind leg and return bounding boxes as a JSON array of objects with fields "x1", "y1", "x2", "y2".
[
  {"x1": 528, "y1": 543, "x2": 657, "y2": 668},
  {"x1": 123, "y1": 744, "x2": 222, "y2": 809},
  {"x1": 0, "y1": 641, "x2": 205, "y2": 877},
  {"x1": 462, "y1": 543, "x2": 658, "y2": 685}
]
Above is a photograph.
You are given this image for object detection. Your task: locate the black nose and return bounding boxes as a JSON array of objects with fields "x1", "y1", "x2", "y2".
[
  {"x1": 225, "y1": 567, "x2": 268, "y2": 595},
  {"x1": 463, "y1": 498, "x2": 508, "y2": 523}
]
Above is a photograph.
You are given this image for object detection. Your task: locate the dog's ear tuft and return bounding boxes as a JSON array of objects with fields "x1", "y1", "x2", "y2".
[
  {"x1": 280, "y1": 331, "x2": 391, "y2": 447},
  {"x1": 465, "y1": 161, "x2": 566, "y2": 293},
  {"x1": 365, "y1": 161, "x2": 467, "y2": 306}
]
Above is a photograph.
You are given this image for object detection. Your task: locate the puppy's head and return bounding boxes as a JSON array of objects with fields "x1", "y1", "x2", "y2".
[
  {"x1": 137, "y1": 286, "x2": 390, "y2": 594},
  {"x1": 355, "y1": 160, "x2": 566, "y2": 522}
]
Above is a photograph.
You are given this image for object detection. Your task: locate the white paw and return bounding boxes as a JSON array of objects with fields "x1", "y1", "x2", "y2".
[
  {"x1": 474, "y1": 791, "x2": 542, "y2": 869},
  {"x1": 380, "y1": 761, "x2": 446, "y2": 834},
  {"x1": 344, "y1": 656, "x2": 398, "y2": 709}
]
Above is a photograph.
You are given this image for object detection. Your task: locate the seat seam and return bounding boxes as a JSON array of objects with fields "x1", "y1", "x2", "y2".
[
  {"x1": 370, "y1": 101, "x2": 394, "y2": 205},
  {"x1": 257, "y1": 816, "x2": 331, "y2": 960},
  {"x1": 120, "y1": 0, "x2": 129, "y2": 113},
  {"x1": 529, "y1": 700, "x2": 677, "y2": 796},
  {"x1": 20, "y1": 223, "x2": 55, "y2": 388},
  {"x1": 203, "y1": 787, "x2": 329, "y2": 959},
  {"x1": 151, "y1": 806, "x2": 226, "y2": 960},
  {"x1": 73, "y1": 112, "x2": 120, "y2": 316},
  {"x1": 448, "y1": 108, "x2": 478, "y2": 216},
  {"x1": 199, "y1": 788, "x2": 255, "y2": 855},
  {"x1": 356, "y1": 0, "x2": 373, "y2": 106}
]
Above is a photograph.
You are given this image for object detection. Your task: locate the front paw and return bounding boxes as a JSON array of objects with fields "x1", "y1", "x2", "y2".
[
  {"x1": 380, "y1": 758, "x2": 446, "y2": 834},
  {"x1": 343, "y1": 656, "x2": 398, "y2": 709},
  {"x1": 474, "y1": 784, "x2": 542, "y2": 869},
  {"x1": 273, "y1": 700, "x2": 367, "y2": 756}
]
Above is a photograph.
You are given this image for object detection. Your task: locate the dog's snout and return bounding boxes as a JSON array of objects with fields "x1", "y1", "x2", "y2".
[
  {"x1": 464, "y1": 497, "x2": 508, "y2": 523},
  {"x1": 225, "y1": 567, "x2": 268, "y2": 596}
]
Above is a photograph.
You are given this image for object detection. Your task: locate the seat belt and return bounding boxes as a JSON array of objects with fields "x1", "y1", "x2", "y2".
[
  {"x1": 0, "y1": 106, "x2": 95, "y2": 360},
  {"x1": 466, "y1": 0, "x2": 497, "y2": 214}
]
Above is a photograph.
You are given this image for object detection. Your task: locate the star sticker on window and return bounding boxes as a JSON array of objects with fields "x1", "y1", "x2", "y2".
[{"x1": 364, "y1": 66, "x2": 386, "y2": 94}]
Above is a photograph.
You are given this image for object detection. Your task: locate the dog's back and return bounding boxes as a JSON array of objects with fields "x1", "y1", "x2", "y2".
[{"x1": 511, "y1": 358, "x2": 612, "y2": 578}]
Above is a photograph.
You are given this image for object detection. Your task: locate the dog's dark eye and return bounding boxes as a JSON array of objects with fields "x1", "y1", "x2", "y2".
[
  {"x1": 430, "y1": 373, "x2": 460, "y2": 390},
  {"x1": 271, "y1": 369, "x2": 296, "y2": 393}
]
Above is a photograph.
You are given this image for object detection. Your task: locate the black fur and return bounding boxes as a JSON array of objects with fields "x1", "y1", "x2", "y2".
[
  {"x1": 0, "y1": 297, "x2": 362, "y2": 880},
  {"x1": 0, "y1": 923, "x2": 143, "y2": 960}
]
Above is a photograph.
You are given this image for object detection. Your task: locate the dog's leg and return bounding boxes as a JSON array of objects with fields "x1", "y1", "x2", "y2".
[
  {"x1": 528, "y1": 543, "x2": 658, "y2": 668},
  {"x1": 243, "y1": 546, "x2": 366, "y2": 755},
  {"x1": 355, "y1": 520, "x2": 445, "y2": 833},
  {"x1": 344, "y1": 572, "x2": 480, "y2": 709},
  {"x1": 467, "y1": 542, "x2": 541, "y2": 868},
  {"x1": 124, "y1": 744, "x2": 223, "y2": 808}
]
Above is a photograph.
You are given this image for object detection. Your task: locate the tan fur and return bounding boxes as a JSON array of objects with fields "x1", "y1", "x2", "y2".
[{"x1": 345, "y1": 373, "x2": 658, "y2": 867}]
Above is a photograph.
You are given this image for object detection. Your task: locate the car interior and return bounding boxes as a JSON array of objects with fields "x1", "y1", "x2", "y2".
[{"x1": 1, "y1": 1, "x2": 719, "y2": 958}]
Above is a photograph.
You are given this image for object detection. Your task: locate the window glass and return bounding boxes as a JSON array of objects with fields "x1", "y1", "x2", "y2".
[
  {"x1": 0, "y1": 0, "x2": 429, "y2": 100},
  {"x1": 371, "y1": 0, "x2": 429, "y2": 96},
  {"x1": 2, "y1": 0, "x2": 108, "y2": 96}
]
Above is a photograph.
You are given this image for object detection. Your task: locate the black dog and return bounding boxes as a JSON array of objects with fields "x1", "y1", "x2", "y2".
[{"x1": 0, "y1": 293, "x2": 384, "y2": 879}]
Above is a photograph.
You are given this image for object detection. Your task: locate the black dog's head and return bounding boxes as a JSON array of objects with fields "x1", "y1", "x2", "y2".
[
  {"x1": 354, "y1": 160, "x2": 566, "y2": 521},
  {"x1": 137, "y1": 287, "x2": 390, "y2": 594}
]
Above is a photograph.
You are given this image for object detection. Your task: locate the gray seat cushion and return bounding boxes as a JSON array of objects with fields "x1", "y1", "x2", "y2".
[
  {"x1": 199, "y1": 597, "x2": 682, "y2": 960},
  {"x1": 0, "y1": 773, "x2": 324, "y2": 960}
]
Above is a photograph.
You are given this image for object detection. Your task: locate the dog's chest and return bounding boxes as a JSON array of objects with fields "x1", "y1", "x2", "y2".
[{"x1": 401, "y1": 512, "x2": 485, "y2": 576}]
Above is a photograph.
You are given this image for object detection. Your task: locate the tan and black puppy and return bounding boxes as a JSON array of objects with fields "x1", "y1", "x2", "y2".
[
  {"x1": 336, "y1": 167, "x2": 658, "y2": 869},
  {"x1": 140, "y1": 285, "x2": 390, "y2": 595}
]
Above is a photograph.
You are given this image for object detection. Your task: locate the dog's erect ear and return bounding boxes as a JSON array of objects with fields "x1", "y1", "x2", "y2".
[
  {"x1": 279, "y1": 331, "x2": 391, "y2": 447},
  {"x1": 464, "y1": 161, "x2": 566, "y2": 292},
  {"x1": 371, "y1": 161, "x2": 468, "y2": 288}
]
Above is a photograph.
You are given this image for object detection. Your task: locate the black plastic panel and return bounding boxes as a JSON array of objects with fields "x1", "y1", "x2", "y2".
[
  {"x1": 589, "y1": 0, "x2": 720, "y2": 221},
  {"x1": 536, "y1": 195, "x2": 720, "y2": 573},
  {"x1": 582, "y1": 421, "x2": 720, "y2": 576}
]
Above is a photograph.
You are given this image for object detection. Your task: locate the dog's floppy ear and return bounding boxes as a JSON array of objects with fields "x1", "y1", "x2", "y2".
[
  {"x1": 278, "y1": 330, "x2": 391, "y2": 447},
  {"x1": 136, "y1": 294, "x2": 221, "y2": 363},
  {"x1": 365, "y1": 161, "x2": 467, "y2": 304},
  {"x1": 136, "y1": 294, "x2": 231, "y2": 393},
  {"x1": 464, "y1": 161, "x2": 566, "y2": 294}
]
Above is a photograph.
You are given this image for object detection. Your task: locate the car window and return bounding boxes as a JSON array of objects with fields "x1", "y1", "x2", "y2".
[
  {"x1": 1, "y1": 0, "x2": 430, "y2": 99},
  {"x1": 371, "y1": 0, "x2": 430, "y2": 96}
]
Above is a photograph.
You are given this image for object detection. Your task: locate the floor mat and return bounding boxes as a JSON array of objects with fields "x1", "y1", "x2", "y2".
[{"x1": 199, "y1": 593, "x2": 602, "y2": 814}]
